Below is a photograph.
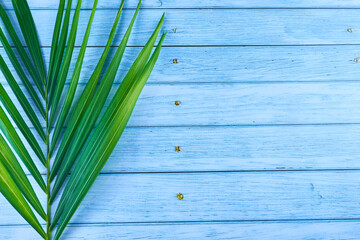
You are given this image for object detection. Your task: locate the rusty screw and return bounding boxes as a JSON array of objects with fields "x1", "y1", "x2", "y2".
[
  {"x1": 176, "y1": 193, "x2": 184, "y2": 200},
  {"x1": 173, "y1": 58, "x2": 179, "y2": 64},
  {"x1": 174, "y1": 100, "x2": 181, "y2": 106},
  {"x1": 175, "y1": 146, "x2": 181, "y2": 152}
]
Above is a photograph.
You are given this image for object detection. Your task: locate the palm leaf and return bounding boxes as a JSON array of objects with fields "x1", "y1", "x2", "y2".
[
  {"x1": 0, "y1": 4, "x2": 45, "y2": 97},
  {"x1": 53, "y1": 33, "x2": 166, "y2": 240},
  {"x1": 48, "y1": 0, "x2": 78, "y2": 109},
  {"x1": 0, "y1": 83, "x2": 46, "y2": 164},
  {"x1": 47, "y1": 0, "x2": 65, "y2": 92},
  {"x1": 0, "y1": 55, "x2": 46, "y2": 140},
  {"x1": 49, "y1": 0, "x2": 98, "y2": 140},
  {"x1": 0, "y1": 160, "x2": 46, "y2": 239},
  {"x1": 0, "y1": 133, "x2": 45, "y2": 219},
  {"x1": 0, "y1": 106, "x2": 46, "y2": 190},
  {"x1": 51, "y1": 0, "x2": 145, "y2": 196},
  {"x1": 49, "y1": 0, "x2": 125, "y2": 156},
  {"x1": 11, "y1": 0, "x2": 46, "y2": 84},
  {"x1": 0, "y1": 27, "x2": 45, "y2": 118},
  {"x1": 0, "y1": 0, "x2": 165, "y2": 239}
]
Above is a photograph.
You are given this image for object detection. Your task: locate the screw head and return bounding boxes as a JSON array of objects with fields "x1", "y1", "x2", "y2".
[
  {"x1": 174, "y1": 100, "x2": 181, "y2": 106},
  {"x1": 175, "y1": 146, "x2": 181, "y2": 152},
  {"x1": 176, "y1": 193, "x2": 184, "y2": 200}
]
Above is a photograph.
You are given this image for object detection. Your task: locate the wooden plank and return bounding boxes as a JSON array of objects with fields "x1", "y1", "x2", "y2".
[
  {"x1": 4, "y1": 45, "x2": 360, "y2": 85},
  {"x1": 2, "y1": 9, "x2": 360, "y2": 47},
  {"x1": 1, "y1": 171, "x2": 360, "y2": 225},
  {"x1": 3, "y1": 82, "x2": 360, "y2": 128},
  {"x1": 16, "y1": 124, "x2": 360, "y2": 175},
  {"x1": 2, "y1": 220, "x2": 360, "y2": 239},
  {"x1": 2, "y1": 0, "x2": 360, "y2": 9}
]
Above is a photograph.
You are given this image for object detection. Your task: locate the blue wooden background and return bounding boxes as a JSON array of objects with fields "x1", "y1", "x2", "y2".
[{"x1": 2, "y1": 0, "x2": 360, "y2": 239}]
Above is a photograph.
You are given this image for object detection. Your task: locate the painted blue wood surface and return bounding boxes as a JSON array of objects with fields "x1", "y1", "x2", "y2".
[
  {"x1": 3, "y1": 171, "x2": 360, "y2": 225},
  {"x1": 4, "y1": 46, "x2": 360, "y2": 85},
  {"x1": 3, "y1": 0, "x2": 360, "y2": 9},
  {"x1": 1, "y1": 0, "x2": 360, "y2": 239},
  {"x1": 14, "y1": 124, "x2": 360, "y2": 175},
  {"x1": 6, "y1": 82, "x2": 360, "y2": 128},
  {"x1": 3, "y1": 221, "x2": 360, "y2": 240},
  {"x1": 4, "y1": 9, "x2": 360, "y2": 47}
]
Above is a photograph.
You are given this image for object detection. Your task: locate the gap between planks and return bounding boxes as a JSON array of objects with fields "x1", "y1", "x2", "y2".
[
  {"x1": 4, "y1": 218, "x2": 360, "y2": 227},
  {"x1": 31, "y1": 168, "x2": 360, "y2": 177}
]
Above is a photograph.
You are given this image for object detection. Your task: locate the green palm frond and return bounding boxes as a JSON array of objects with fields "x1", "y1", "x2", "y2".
[{"x1": 0, "y1": 0, "x2": 166, "y2": 239}]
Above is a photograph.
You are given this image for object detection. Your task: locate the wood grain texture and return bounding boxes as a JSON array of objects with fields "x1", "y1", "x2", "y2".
[
  {"x1": 1, "y1": 171, "x2": 360, "y2": 225},
  {"x1": 4, "y1": 45, "x2": 360, "y2": 85},
  {"x1": 16, "y1": 124, "x2": 360, "y2": 175},
  {"x1": 2, "y1": 0, "x2": 360, "y2": 9},
  {"x1": 4, "y1": 82, "x2": 360, "y2": 128},
  {"x1": 2, "y1": 221, "x2": 360, "y2": 240},
  {"x1": 2, "y1": 9, "x2": 360, "y2": 47},
  {"x1": 2, "y1": 0, "x2": 360, "y2": 238}
]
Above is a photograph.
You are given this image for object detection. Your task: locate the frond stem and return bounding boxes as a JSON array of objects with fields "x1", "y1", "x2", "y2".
[{"x1": 45, "y1": 89, "x2": 52, "y2": 240}]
